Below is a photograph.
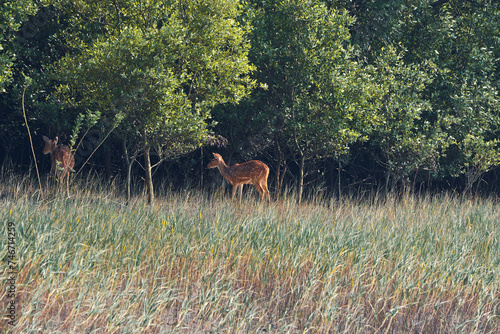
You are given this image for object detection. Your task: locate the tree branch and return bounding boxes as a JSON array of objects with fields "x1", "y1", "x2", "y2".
[{"x1": 430, "y1": 0, "x2": 450, "y2": 8}]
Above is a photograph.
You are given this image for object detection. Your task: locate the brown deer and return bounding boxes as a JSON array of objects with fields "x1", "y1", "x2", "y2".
[
  {"x1": 208, "y1": 153, "x2": 270, "y2": 201},
  {"x1": 42, "y1": 136, "x2": 75, "y2": 193}
]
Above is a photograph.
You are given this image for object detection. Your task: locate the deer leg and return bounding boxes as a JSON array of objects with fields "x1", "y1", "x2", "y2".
[
  {"x1": 254, "y1": 183, "x2": 264, "y2": 199},
  {"x1": 59, "y1": 172, "x2": 64, "y2": 193},
  {"x1": 255, "y1": 173, "x2": 268, "y2": 201},
  {"x1": 260, "y1": 180, "x2": 270, "y2": 201},
  {"x1": 231, "y1": 184, "x2": 237, "y2": 200},
  {"x1": 65, "y1": 169, "x2": 70, "y2": 196},
  {"x1": 239, "y1": 184, "x2": 243, "y2": 201}
]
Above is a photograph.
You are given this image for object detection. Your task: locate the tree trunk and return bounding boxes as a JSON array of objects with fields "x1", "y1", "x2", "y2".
[
  {"x1": 127, "y1": 159, "x2": 133, "y2": 202},
  {"x1": 298, "y1": 154, "x2": 305, "y2": 204},
  {"x1": 385, "y1": 170, "x2": 391, "y2": 196},
  {"x1": 104, "y1": 143, "x2": 112, "y2": 178},
  {"x1": 200, "y1": 147, "x2": 204, "y2": 189},
  {"x1": 276, "y1": 159, "x2": 281, "y2": 200},
  {"x1": 338, "y1": 158, "x2": 342, "y2": 199},
  {"x1": 123, "y1": 137, "x2": 139, "y2": 203},
  {"x1": 123, "y1": 139, "x2": 131, "y2": 202},
  {"x1": 143, "y1": 133, "x2": 154, "y2": 205}
]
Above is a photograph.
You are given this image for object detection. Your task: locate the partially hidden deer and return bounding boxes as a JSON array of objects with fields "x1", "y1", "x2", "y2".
[
  {"x1": 208, "y1": 153, "x2": 270, "y2": 201},
  {"x1": 42, "y1": 135, "x2": 75, "y2": 193}
]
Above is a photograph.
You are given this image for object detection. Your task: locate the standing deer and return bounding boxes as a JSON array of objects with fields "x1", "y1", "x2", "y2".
[
  {"x1": 208, "y1": 153, "x2": 270, "y2": 201},
  {"x1": 42, "y1": 136, "x2": 75, "y2": 193}
]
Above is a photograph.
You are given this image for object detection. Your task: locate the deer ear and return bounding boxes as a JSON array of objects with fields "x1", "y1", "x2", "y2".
[
  {"x1": 42, "y1": 135, "x2": 50, "y2": 143},
  {"x1": 55, "y1": 136, "x2": 59, "y2": 144}
]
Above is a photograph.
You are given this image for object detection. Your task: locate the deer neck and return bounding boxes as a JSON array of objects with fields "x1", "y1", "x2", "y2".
[
  {"x1": 217, "y1": 162, "x2": 232, "y2": 179},
  {"x1": 50, "y1": 145, "x2": 63, "y2": 168},
  {"x1": 49, "y1": 150, "x2": 56, "y2": 172}
]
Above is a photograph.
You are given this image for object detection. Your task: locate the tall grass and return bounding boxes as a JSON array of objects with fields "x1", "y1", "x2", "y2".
[{"x1": 1, "y1": 174, "x2": 499, "y2": 333}]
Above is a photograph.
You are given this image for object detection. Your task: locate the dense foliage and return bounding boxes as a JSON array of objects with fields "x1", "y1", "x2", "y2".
[{"x1": 1, "y1": 0, "x2": 499, "y2": 196}]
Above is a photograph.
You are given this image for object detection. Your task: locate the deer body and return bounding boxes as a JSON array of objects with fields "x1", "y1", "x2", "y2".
[
  {"x1": 208, "y1": 153, "x2": 270, "y2": 201},
  {"x1": 43, "y1": 136, "x2": 75, "y2": 192}
]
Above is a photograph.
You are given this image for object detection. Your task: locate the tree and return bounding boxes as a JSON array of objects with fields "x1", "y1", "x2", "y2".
[
  {"x1": 0, "y1": 0, "x2": 38, "y2": 92},
  {"x1": 406, "y1": 0, "x2": 500, "y2": 191},
  {"x1": 48, "y1": 0, "x2": 256, "y2": 203},
  {"x1": 0, "y1": 2, "x2": 67, "y2": 170},
  {"x1": 368, "y1": 47, "x2": 442, "y2": 192},
  {"x1": 247, "y1": 0, "x2": 378, "y2": 201},
  {"x1": 337, "y1": 0, "x2": 500, "y2": 192}
]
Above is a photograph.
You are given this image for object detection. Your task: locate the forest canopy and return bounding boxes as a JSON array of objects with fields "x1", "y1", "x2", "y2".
[{"x1": 1, "y1": 0, "x2": 499, "y2": 197}]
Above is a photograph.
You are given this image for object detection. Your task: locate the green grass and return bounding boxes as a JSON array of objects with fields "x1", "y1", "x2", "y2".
[{"x1": 1, "y1": 175, "x2": 500, "y2": 333}]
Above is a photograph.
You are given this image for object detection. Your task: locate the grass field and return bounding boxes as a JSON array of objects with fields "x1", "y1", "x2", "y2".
[{"x1": 1, "y1": 175, "x2": 500, "y2": 333}]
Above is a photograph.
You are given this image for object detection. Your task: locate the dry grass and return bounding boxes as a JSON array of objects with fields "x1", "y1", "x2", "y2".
[{"x1": 1, "y1": 174, "x2": 499, "y2": 333}]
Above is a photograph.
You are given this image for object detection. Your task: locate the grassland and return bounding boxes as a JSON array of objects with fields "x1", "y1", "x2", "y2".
[{"x1": 1, "y1": 175, "x2": 499, "y2": 333}]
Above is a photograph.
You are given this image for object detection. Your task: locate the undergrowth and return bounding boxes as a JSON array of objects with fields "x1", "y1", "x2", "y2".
[{"x1": 0, "y1": 174, "x2": 499, "y2": 333}]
